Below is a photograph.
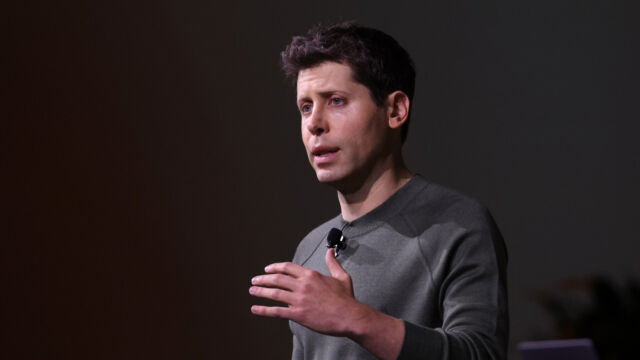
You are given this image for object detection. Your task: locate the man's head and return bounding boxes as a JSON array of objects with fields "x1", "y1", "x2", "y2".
[
  {"x1": 281, "y1": 22, "x2": 416, "y2": 143},
  {"x1": 281, "y1": 23, "x2": 415, "y2": 190}
]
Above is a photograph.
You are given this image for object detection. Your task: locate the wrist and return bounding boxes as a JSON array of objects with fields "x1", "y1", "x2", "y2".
[
  {"x1": 345, "y1": 304, "x2": 405, "y2": 360},
  {"x1": 345, "y1": 303, "x2": 378, "y2": 339}
]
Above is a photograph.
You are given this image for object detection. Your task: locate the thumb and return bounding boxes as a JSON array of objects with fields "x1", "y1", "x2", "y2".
[{"x1": 325, "y1": 248, "x2": 348, "y2": 279}]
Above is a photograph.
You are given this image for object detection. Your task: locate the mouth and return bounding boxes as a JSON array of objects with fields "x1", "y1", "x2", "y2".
[{"x1": 311, "y1": 146, "x2": 340, "y2": 164}]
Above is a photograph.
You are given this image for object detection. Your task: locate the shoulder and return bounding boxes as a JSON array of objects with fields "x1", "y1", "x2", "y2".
[
  {"x1": 401, "y1": 177, "x2": 506, "y2": 263},
  {"x1": 292, "y1": 214, "x2": 342, "y2": 265},
  {"x1": 402, "y1": 177, "x2": 495, "y2": 233}
]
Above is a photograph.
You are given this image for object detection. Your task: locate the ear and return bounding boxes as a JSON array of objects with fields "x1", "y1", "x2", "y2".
[{"x1": 385, "y1": 91, "x2": 410, "y2": 130}]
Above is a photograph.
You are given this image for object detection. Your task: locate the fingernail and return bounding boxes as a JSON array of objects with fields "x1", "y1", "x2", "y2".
[
  {"x1": 251, "y1": 277, "x2": 258, "y2": 284},
  {"x1": 249, "y1": 286, "x2": 256, "y2": 294},
  {"x1": 264, "y1": 265, "x2": 271, "y2": 272}
]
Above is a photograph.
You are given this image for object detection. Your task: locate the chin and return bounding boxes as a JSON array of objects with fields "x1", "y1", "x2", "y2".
[
  {"x1": 314, "y1": 168, "x2": 346, "y2": 185},
  {"x1": 315, "y1": 172, "x2": 339, "y2": 184},
  {"x1": 314, "y1": 164, "x2": 374, "y2": 194},
  {"x1": 314, "y1": 168, "x2": 363, "y2": 193}
]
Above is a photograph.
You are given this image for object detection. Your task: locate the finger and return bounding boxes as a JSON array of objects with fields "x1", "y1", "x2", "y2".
[
  {"x1": 251, "y1": 273, "x2": 297, "y2": 291},
  {"x1": 249, "y1": 286, "x2": 295, "y2": 304},
  {"x1": 250, "y1": 305, "x2": 292, "y2": 319},
  {"x1": 325, "y1": 248, "x2": 348, "y2": 279},
  {"x1": 264, "y1": 262, "x2": 308, "y2": 278}
]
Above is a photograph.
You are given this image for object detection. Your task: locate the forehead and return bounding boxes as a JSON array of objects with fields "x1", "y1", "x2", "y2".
[{"x1": 296, "y1": 62, "x2": 359, "y2": 99}]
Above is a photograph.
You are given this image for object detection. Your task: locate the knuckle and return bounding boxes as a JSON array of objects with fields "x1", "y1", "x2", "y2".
[
  {"x1": 272, "y1": 308, "x2": 283, "y2": 318},
  {"x1": 291, "y1": 307, "x2": 305, "y2": 322},
  {"x1": 266, "y1": 307, "x2": 278, "y2": 317},
  {"x1": 290, "y1": 295, "x2": 301, "y2": 307},
  {"x1": 300, "y1": 281, "x2": 314, "y2": 294}
]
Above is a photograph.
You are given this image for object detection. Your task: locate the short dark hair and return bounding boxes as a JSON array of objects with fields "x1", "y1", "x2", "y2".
[{"x1": 281, "y1": 22, "x2": 416, "y2": 143}]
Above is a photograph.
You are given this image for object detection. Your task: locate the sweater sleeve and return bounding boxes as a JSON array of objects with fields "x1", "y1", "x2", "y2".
[{"x1": 398, "y1": 211, "x2": 509, "y2": 360}]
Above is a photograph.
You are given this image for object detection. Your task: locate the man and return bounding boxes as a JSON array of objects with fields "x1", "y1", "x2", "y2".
[{"x1": 249, "y1": 22, "x2": 508, "y2": 359}]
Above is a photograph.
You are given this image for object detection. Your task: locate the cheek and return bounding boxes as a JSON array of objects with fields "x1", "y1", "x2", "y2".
[
  {"x1": 344, "y1": 115, "x2": 383, "y2": 146},
  {"x1": 300, "y1": 125, "x2": 310, "y2": 147}
]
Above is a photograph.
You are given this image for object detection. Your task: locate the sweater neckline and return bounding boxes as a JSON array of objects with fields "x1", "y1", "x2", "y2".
[{"x1": 334, "y1": 174, "x2": 429, "y2": 238}]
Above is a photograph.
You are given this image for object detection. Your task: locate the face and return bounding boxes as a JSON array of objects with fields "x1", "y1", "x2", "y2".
[{"x1": 297, "y1": 62, "x2": 393, "y2": 188}]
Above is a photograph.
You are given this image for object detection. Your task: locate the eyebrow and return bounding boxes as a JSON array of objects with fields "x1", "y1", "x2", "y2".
[{"x1": 297, "y1": 90, "x2": 348, "y2": 105}]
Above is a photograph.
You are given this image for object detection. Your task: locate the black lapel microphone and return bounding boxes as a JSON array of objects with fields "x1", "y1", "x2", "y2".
[{"x1": 326, "y1": 228, "x2": 347, "y2": 257}]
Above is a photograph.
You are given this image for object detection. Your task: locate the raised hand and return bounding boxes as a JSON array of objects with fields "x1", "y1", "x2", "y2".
[{"x1": 249, "y1": 248, "x2": 362, "y2": 336}]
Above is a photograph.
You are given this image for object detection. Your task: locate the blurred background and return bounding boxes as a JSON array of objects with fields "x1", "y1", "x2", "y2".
[{"x1": 5, "y1": 0, "x2": 639, "y2": 359}]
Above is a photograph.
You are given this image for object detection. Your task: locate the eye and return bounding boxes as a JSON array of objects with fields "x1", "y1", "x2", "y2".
[
  {"x1": 330, "y1": 97, "x2": 344, "y2": 105},
  {"x1": 300, "y1": 103, "x2": 312, "y2": 114}
]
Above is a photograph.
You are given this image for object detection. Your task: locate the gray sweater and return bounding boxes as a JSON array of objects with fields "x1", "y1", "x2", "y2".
[{"x1": 290, "y1": 175, "x2": 508, "y2": 359}]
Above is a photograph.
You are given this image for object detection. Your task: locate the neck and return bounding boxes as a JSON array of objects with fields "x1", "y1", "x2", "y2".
[{"x1": 337, "y1": 153, "x2": 412, "y2": 222}]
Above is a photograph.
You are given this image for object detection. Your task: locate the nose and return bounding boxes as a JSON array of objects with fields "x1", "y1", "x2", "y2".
[{"x1": 306, "y1": 106, "x2": 326, "y2": 136}]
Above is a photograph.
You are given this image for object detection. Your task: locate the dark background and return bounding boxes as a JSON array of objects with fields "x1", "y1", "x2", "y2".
[{"x1": 5, "y1": 1, "x2": 639, "y2": 359}]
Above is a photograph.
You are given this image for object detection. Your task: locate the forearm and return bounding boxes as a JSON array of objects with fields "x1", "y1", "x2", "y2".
[
  {"x1": 346, "y1": 303, "x2": 405, "y2": 360},
  {"x1": 345, "y1": 302, "x2": 506, "y2": 360}
]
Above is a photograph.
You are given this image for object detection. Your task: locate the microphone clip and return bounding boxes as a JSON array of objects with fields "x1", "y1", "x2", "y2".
[{"x1": 326, "y1": 228, "x2": 347, "y2": 257}]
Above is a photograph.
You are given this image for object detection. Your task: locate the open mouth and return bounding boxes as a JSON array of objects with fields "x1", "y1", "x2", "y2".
[
  {"x1": 311, "y1": 147, "x2": 340, "y2": 164},
  {"x1": 312, "y1": 148, "x2": 339, "y2": 156}
]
